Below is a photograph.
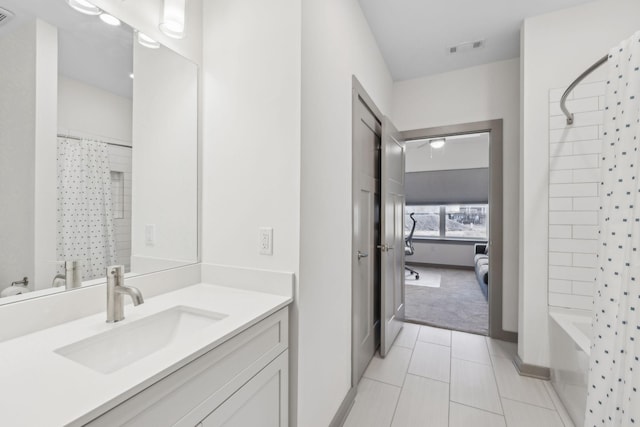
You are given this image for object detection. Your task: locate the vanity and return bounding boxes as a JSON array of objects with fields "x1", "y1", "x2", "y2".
[
  {"x1": 0, "y1": 1, "x2": 293, "y2": 425},
  {"x1": 0, "y1": 279, "x2": 291, "y2": 426}
]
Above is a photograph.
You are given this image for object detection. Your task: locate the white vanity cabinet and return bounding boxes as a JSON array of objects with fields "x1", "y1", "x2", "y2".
[{"x1": 85, "y1": 308, "x2": 288, "y2": 427}]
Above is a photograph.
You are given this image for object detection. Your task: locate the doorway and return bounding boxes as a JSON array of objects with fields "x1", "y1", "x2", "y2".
[
  {"x1": 402, "y1": 121, "x2": 515, "y2": 341},
  {"x1": 403, "y1": 132, "x2": 490, "y2": 335}
]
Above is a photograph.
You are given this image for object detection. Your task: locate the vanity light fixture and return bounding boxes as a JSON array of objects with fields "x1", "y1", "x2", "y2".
[
  {"x1": 129, "y1": 73, "x2": 134, "y2": 79},
  {"x1": 65, "y1": 0, "x2": 102, "y2": 16},
  {"x1": 429, "y1": 138, "x2": 446, "y2": 149},
  {"x1": 159, "y1": 0, "x2": 186, "y2": 39},
  {"x1": 136, "y1": 31, "x2": 161, "y2": 49},
  {"x1": 99, "y1": 13, "x2": 121, "y2": 26}
]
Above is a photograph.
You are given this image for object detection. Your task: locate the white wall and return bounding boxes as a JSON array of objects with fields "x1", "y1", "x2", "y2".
[
  {"x1": 406, "y1": 133, "x2": 489, "y2": 172},
  {"x1": 299, "y1": 1, "x2": 393, "y2": 425},
  {"x1": 0, "y1": 19, "x2": 57, "y2": 293},
  {"x1": 519, "y1": 0, "x2": 640, "y2": 367},
  {"x1": 410, "y1": 242, "x2": 476, "y2": 267},
  {"x1": 201, "y1": 0, "x2": 302, "y2": 421},
  {"x1": 33, "y1": 20, "x2": 58, "y2": 291},
  {"x1": 131, "y1": 43, "x2": 198, "y2": 273},
  {"x1": 58, "y1": 76, "x2": 132, "y2": 144},
  {"x1": 0, "y1": 21, "x2": 37, "y2": 292},
  {"x1": 201, "y1": 0, "x2": 301, "y2": 274},
  {"x1": 392, "y1": 58, "x2": 520, "y2": 333}
]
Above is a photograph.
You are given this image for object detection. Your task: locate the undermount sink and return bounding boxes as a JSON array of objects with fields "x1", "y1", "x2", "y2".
[{"x1": 55, "y1": 306, "x2": 227, "y2": 374}]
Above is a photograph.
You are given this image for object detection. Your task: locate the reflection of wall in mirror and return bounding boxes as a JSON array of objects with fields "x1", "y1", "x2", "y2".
[
  {"x1": 131, "y1": 43, "x2": 198, "y2": 275},
  {"x1": 58, "y1": 76, "x2": 133, "y2": 274},
  {"x1": 0, "y1": 19, "x2": 57, "y2": 293}
]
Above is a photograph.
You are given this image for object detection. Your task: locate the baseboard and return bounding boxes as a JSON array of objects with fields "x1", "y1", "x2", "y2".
[
  {"x1": 492, "y1": 329, "x2": 518, "y2": 343},
  {"x1": 514, "y1": 354, "x2": 551, "y2": 380},
  {"x1": 406, "y1": 262, "x2": 474, "y2": 271},
  {"x1": 329, "y1": 387, "x2": 357, "y2": 427}
]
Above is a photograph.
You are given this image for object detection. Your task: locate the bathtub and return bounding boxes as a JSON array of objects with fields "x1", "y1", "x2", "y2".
[{"x1": 549, "y1": 309, "x2": 592, "y2": 427}]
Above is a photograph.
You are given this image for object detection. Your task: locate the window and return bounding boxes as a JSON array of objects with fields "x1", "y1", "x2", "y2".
[
  {"x1": 405, "y1": 205, "x2": 440, "y2": 238},
  {"x1": 405, "y1": 204, "x2": 488, "y2": 240}
]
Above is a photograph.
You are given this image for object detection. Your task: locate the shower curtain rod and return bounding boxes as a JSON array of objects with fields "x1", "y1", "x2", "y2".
[
  {"x1": 57, "y1": 133, "x2": 132, "y2": 149},
  {"x1": 560, "y1": 54, "x2": 608, "y2": 125}
]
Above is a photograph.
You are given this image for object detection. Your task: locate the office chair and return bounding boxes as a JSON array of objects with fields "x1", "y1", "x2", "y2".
[{"x1": 405, "y1": 212, "x2": 419, "y2": 280}]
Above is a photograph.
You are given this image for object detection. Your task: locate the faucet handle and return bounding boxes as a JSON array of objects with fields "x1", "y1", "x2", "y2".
[{"x1": 107, "y1": 265, "x2": 125, "y2": 286}]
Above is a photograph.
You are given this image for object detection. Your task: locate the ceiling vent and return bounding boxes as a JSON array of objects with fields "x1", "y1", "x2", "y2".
[
  {"x1": 448, "y1": 39, "x2": 485, "y2": 55},
  {"x1": 0, "y1": 7, "x2": 14, "y2": 26}
]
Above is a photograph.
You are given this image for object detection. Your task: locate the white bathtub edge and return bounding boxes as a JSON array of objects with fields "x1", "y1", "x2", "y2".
[{"x1": 549, "y1": 308, "x2": 592, "y2": 356}]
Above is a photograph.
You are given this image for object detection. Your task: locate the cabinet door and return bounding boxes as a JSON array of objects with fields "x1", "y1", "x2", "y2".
[{"x1": 201, "y1": 351, "x2": 288, "y2": 427}]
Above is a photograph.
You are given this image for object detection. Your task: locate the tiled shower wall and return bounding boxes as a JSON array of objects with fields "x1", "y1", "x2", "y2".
[
  {"x1": 547, "y1": 81, "x2": 605, "y2": 311},
  {"x1": 108, "y1": 145, "x2": 132, "y2": 272}
]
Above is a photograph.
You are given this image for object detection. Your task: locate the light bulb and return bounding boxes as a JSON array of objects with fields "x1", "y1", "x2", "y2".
[
  {"x1": 429, "y1": 138, "x2": 446, "y2": 149},
  {"x1": 159, "y1": 0, "x2": 186, "y2": 39},
  {"x1": 137, "y1": 32, "x2": 160, "y2": 49},
  {"x1": 66, "y1": 0, "x2": 102, "y2": 16},
  {"x1": 99, "y1": 13, "x2": 121, "y2": 26}
]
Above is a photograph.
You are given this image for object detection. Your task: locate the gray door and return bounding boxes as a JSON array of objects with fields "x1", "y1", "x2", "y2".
[
  {"x1": 352, "y1": 95, "x2": 381, "y2": 383},
  {"x1": 380, "y1": 117, "x2": 405, "y2": 357}
]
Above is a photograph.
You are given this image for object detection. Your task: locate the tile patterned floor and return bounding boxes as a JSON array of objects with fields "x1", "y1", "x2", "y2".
[{"x1": 344, "y1": 323, "x2": 575, "y2": 427}]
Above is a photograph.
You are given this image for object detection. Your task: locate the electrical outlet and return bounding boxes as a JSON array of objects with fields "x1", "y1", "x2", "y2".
[
  {"x1": 145, "y1": 224, "x2": 156, "y2": 246},
  {"x1": 259, "y1": 227, "x2": 273, "y2": 255}
]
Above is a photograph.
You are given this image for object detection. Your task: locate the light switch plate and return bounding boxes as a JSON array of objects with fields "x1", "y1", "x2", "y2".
[
  {"x1": 259, "y1": 227, "x2": 273, "y2": 255},
  {"x1": 145, "y1": 224, "x2": 156, "y2": 246}
]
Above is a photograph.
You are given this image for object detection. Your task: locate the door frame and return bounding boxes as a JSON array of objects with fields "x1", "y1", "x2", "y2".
[
  {"x1": 401, "y1": 120, "x2": 516, "y2": 342},
  {"x1": 351, "y1": 76, "x2": 385, "y2": 388}
]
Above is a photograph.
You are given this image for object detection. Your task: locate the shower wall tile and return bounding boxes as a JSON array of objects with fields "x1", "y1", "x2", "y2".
[
  {"x1": 549, "y1": 225, "x2": 572, "y2": 239},
  {"x1": 572, "y1": 168, "x2": 600, "y2": 183},
  {"x1": 550, "y1": 97, "x2": 599, "y2": 117},
  {"x1": 548, "y1": 82, "x2": 604, "y2": 311},
  {"x1": 109, "y1": 145, "x2": 133, "y2": 272},
  {"x1": 549, "y1": 170, "x2": 573, "y2": 184},
  {"x1": 549, "y1": 279, "x2": 572, "y2": 294}
]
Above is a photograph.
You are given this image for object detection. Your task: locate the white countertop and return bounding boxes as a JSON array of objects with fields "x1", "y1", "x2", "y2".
[{"x1": 0, "y1": 283, "x2": 291, "y2": 426}]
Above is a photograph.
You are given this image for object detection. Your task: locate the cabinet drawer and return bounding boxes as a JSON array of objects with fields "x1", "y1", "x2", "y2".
[
  {"x1": 87, "y1": 308, "x2": 288, "y2": 426},
  {"x1": 200, "y1": 351, "x2": 288, "y2": 427}
]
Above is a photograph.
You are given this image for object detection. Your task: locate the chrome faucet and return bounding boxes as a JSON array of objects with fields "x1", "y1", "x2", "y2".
[
  {"x1": 52, "y1": 261, "x2": 82, "y2": 290},
  {"x1": 106, "y1": 265, "x2": 144, "y2": 323}
]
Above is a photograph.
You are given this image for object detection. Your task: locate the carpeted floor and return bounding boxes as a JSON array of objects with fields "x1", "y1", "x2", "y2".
[{"x1": 404, "y1": 265, "x2": 488, "y2": 335}]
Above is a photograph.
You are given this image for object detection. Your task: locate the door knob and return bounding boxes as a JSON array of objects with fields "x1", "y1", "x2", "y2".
[{"x1": 357, "y1": 251, "x2": 369, "y2": 260}]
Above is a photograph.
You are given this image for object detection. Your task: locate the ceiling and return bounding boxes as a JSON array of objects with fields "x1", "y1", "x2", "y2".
[
  {"x1": 0, "y1": 0, "x2": 133, "y2": 98},
  {"x1": 358, "y1": 0, "x2": 598, "y2": 81}
]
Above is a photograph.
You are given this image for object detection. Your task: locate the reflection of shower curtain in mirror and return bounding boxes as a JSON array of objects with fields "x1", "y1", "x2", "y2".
[{"x1": 57, "y1": 138, "x2": 117, "y2": 281}]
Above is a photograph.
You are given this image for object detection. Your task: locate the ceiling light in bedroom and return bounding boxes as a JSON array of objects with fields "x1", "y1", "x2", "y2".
[{"x1": 429, "y1": 138, "x2": 446, "y2": 149}]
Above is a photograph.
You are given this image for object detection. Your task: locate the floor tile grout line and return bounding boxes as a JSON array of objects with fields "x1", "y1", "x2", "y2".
[
  {"x1": 448, "y1": 338, "x2": 453, "y2": 426},
  {"x1": 450, "y1": 355, "x2": 493, "y2": 366},
  {"x1": 485, "y1": 334, "x2": 506, "y2": 419},
  {"x1": 361, "y1": 375, "x2": 403, "y2": 391},
  {"x1": 542, "y1": 381, "x2": 574, "y2": 427},
  {"x1": 451, "y1": 399, "x2": 509, "y2": 417},
  {"x1": 388, "y1": 339, "x2": 417, "y2": 427},
  {"x1": 449, "y1": 397, "x2": 507, "y2": 417},
  {"x1": 489, "y1": 353, "x2": 558, "y2": 412},
  {"x1": 500, "y1": 396, "x2": 560, "y2": 412}
]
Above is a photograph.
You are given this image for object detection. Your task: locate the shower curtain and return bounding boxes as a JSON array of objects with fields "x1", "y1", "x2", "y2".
[
  {"x1": 57, "y1": 138, "x2": 117, "y2": 281},
  {"x1": 585, "y1": 31, "x2": 640, "y2": 427}
]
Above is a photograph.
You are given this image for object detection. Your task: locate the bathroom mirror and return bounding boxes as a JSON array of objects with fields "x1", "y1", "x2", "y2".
[{"x1": 0, "y1": 0, "x2": 198, "y2": 304}]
